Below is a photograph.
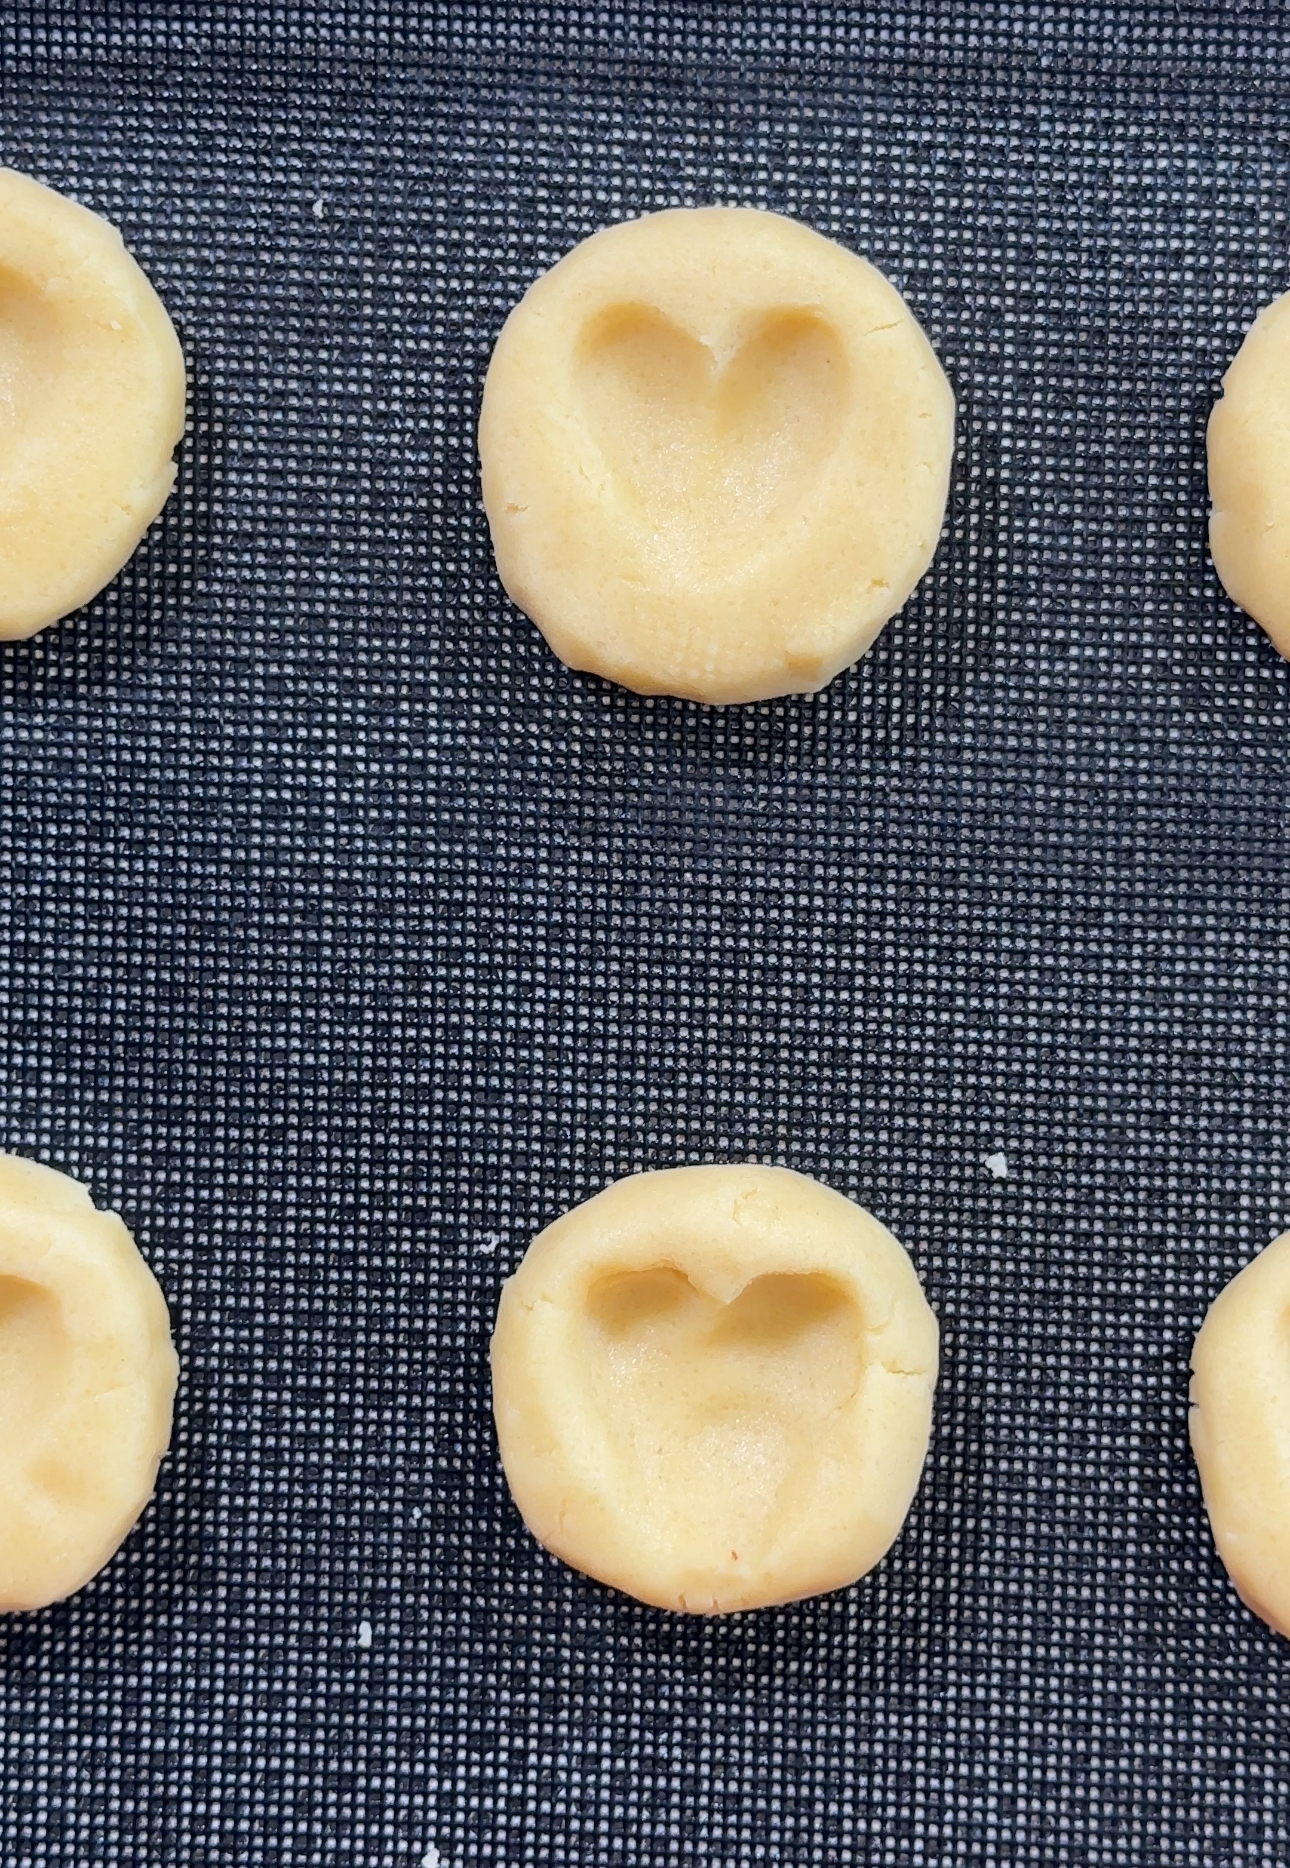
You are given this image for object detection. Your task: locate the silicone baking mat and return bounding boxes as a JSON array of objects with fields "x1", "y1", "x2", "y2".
[{"x1": 2, "y1": 3, "x2": 1290, "y2": 1862}]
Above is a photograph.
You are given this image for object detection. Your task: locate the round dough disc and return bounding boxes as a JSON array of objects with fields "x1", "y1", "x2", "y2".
[
  {"x1": 491, "y1": 1164, "x2": 939, "y2": 1614},
  {"x1": 0, "y1": 1154, "x2": 178, "y2": 1611},
  {"x1": 1208, "y1": 290, "x2": 1290, "y2": 654},
  {"x1": 0, "y1": 167, "x2": 187, "y2": 640},
  {"x1": 479, "y1": 207, "x2": 955, "y2": 705},
  {"x1": 1190, "y1": 1229, "x2": 1290, "y2": 1638}
]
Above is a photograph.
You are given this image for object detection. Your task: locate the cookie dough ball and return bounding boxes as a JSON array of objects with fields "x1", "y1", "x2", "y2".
[
  {"x1": 0, "y1": 1154, "x2": 178, "y2": 1612},
  {"x1": 479, "y1": 208, "x2": 955, "y2": 705},
  {"x1": 0, "y1": 167, "x2": 186, "y2": 640},
  {"x1": 1190, "y1": 1230, "x2": 1290, "y2": 1638},
  {"x1": 491, "y1": 1164, "x2": 939, "y2": 1614},
  {"x1": 1208, "y1": 291, "x2": 1290, "y2": 654}
]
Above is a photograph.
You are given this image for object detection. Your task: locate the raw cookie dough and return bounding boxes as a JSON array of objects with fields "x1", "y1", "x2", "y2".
[
  {"x1": 479, "y1": 207, "x2": 955, "y2": 705},
  {"x1": 0, "y1": 167, "x2": 186, "y2": 640},
  {"x1": 1208, "y1": 290, "x2": 1290, "y2": 654},
  {"x1": 491, "y1": 1164, "x2": 939, "y2": 1614},
  {"x1": 0, "y1": 1154, "x2": 178, "y2": 1612},
  {"x1": 1190, "y1": 1229, "x2": 1290, "y2": 1638}
]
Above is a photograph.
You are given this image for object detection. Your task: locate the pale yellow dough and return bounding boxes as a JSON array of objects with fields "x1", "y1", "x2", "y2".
[
  {"x1": 479, "y1": 208, "x2": 955, "y2": 705},
  {"x1": 0, "y1": 1154, "x2": 178, "y2": 1612},
  {"x1": 0, "y1": 167, "x2": 186, "y2": 640},
  {"x1": 1208, "y1": 291, "x2": 1290, "y2": 654},
  {"x1": 1190, "y1": 1229, "x2": 1290, "y2": 1638},
  {"x1": 491, "y1": 1164, "x2": 939, "y2": 1614}
]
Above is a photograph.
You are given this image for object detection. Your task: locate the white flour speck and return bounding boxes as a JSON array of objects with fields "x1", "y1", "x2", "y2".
[
  {"x1": 984, "y1": 1151, "x2": 1008, "y2": 1181},
  {"x1": 356, "y1": 1619, "x2": 373, "y2": 1650}
]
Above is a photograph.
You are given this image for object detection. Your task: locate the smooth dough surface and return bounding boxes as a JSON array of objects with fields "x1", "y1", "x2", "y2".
[
  {"x1": 1190, "y1": 1229, "x2": 1290, "y2": 1638},
  {"x1": 479, "y1": 207, "x2": 955, "y2": 705},
  {"x1": 491, "y1": 1164, "x2": 939, "y2": 1614},
  {"x1": 0, "y1": 1154, "x2": 178, "y2": 1612},
  {"x1": 1208, "y1": 290, "x2": 1290, "y2": 654},
  {"x1": 0, "y1": 167, "x2": 186, "y2": 640}
]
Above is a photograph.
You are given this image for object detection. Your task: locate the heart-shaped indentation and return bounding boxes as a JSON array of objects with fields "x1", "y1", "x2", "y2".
[
  {"x1": 0, "y1": 1274, "x2": 70, "y2": 1443},
  {"x1": 575, "y1": 304, "x2": 849, "y2": 564},
  {"x1": 582, "y1": 1267, "x2": 863, "y2": 1574},
  {"x1": 0, "y1": 267, "x2": 56, "y2": 460}
]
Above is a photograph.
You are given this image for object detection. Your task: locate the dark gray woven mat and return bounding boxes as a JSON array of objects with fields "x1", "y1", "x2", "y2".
[{"x1": 3, "y1": 4, "x2": 1290, "y2": 1862}]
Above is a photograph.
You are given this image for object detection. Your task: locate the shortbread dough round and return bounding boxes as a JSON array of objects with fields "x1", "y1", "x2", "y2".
[
  {"x1": 491, "y1": 1164, "x2": 939, "y2": 1614},
  {"x1": 479, "y1": 208, "x2": 955, "y2": 705},
  {"x1": 0, "y1": 1154, "x2": 178, "y2": 1612},
  {"x1": 1190, "y1": 1229, "x2": 1290, "y2": 1638},
  {"x1": 0, "y1": 167, "x2": 186, "y2": 640},
  {"x1": 1209, "y1": 291, "x2": 1290, "y2": 654}
]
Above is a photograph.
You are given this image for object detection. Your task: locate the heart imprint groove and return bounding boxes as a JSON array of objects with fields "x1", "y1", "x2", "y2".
[
  {"x1": 582, "y1": 1266, "x2": 864, "y2": 1571},
  {"x1": 0, "y1": 266, "x2": 56, "y2": 461},
  {"x1": 574, "y1": 303, "x2": 850, "y2": 565},
  {"x1": 0, "y1": 1274, "x2": 70, "y2": 1443}
]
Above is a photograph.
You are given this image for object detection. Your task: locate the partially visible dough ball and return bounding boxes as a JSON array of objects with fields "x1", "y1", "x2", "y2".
[
  {"x1": 479, "y1": 208, "x2": 955, "y2": 705},
  {"x1": 491, "y1": 1164, "x2": 939, "y2": 1614},
  {"x1": 0, "y1": 1154, "x2": 178, "y2": 1612},
  {"x1": 1208, "y1": 291, "x2": 1290, "y2": 654},
  {"x1": 1190, "y1": 1230, "x2": 1290, "y2": 1638},
  {"x1": 0, "y1": 167, "x2": 186, "y2": 640}
]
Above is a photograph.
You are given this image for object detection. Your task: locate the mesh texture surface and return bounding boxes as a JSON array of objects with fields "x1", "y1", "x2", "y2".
[{"x1": 2, "y1": 3, "x2": 1290, "y2": 1863}]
